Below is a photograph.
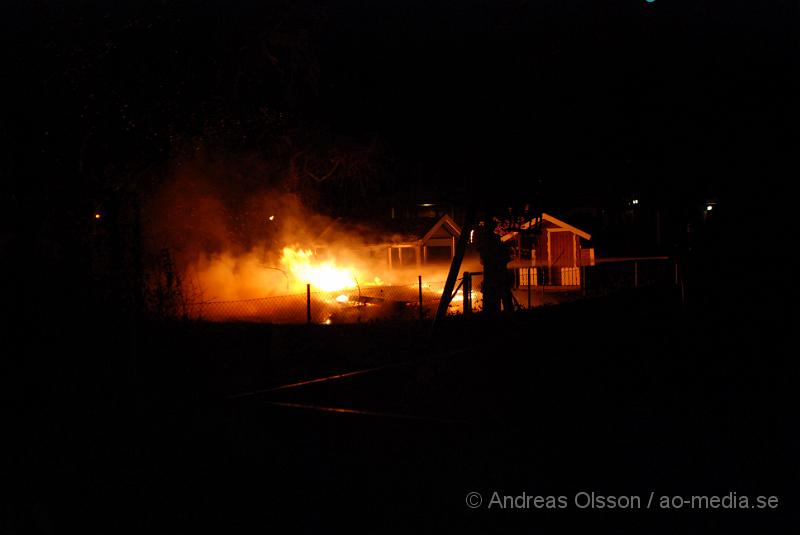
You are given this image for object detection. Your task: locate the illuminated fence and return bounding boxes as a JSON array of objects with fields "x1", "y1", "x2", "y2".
[
  {"x1": 185, "y1": 278, "x2": 483, "y2": 324},
  {"x1": 186, "y1": 294, "x2": 313, "y2": 324},
  {"x1": 175, "y1": 259, "x2": 675, "y2": 325}
]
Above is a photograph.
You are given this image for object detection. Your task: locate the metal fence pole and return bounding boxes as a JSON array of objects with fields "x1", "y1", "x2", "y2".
[
  {"x1": 527, "y1": 267, "x2": 532, "y2": 309},
  {"x1": 306, "y1": 283, "x2": 311, "y2": 324},
  {"x1": 418, "y1": 275, "x2": 423, "y2": 322}
]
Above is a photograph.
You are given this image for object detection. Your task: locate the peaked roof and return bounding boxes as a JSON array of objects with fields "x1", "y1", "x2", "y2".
[
  {"x1": 315, "y1": 213, "x2": 461, "y2": 246},
  {"x1": 420, "y1": 213, "x2": 461, "y2": 242},
  {"x1": 501, "y1": 212, "x2": 591, "y2": 241},
  {"x1": 539, "y1": 213, "x2": 591, "y2": 240}
]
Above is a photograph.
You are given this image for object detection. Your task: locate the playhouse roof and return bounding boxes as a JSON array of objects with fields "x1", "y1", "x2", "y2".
[
  {"x1": 500, "y1": 213, "x2": 591, "y2": 242},
  {"x1": 316, "y1": 213, "x2": 461, "y2": 247}
]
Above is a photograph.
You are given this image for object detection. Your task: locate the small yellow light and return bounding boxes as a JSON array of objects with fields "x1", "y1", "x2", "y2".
[
  {"x1": 268, "y1": 215, "x2": 275, "y2": 221},
  {"x1": 94, "y1": 213, "x2": 101, "y2": 220}
]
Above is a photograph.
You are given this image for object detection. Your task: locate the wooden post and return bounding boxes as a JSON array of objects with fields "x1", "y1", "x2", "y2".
[
  {"x1": 581, "y1": 265, "x2": 587, "y2": 297},
  {"x1": 306, "y1": 283, "x2": 311, "y2": 324},
  {"x1": 430, "y1": 206, "x2": 475, "y2": 339},
  {"x1": 527, "y1": 267, "x2": 532, "y2": 309},
  {"x1": 418, "y1": 275, "x2": 424, "y2": 322},
  {"x1": 463, "y1": 272, "x2": 472, "y2": 315}
]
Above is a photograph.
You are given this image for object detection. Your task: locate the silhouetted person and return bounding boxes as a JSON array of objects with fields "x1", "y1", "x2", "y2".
[{"x1": 475, "y1": 224, "x2": 514, "y2": 315}]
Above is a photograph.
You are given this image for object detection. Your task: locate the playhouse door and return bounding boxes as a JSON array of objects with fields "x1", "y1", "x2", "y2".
[{"x1": 549, "y1": 231, "x2": 577, "y2": 285}]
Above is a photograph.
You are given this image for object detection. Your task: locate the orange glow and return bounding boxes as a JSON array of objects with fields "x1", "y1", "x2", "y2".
[
  {"x1": 94, "y1": 213, "x2": 101, "y2": 220},
  {"x1": 144, "y1": 171, "x2": 485, "y2": 317},
  {"x1": 280, "y1": 247, "x2": 360, "y2": 292}
]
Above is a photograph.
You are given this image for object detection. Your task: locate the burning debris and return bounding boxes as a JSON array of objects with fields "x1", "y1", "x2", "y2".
[{"x1": 279, "y1": 247, "x2": 362, "y2": 293}]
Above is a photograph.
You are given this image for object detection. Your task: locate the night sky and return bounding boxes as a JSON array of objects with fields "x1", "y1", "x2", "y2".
[
  {"x1": 5, "y1": 1, "x2": 795, "y2": 196},
  {"x1": 2, "y1": 0, "x2": 797, "y2": 273}
]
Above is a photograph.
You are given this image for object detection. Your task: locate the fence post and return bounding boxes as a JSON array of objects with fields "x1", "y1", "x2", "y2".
[
  {"x1": 527, "y1": 267, "x2": 532, "y2": 309},
  {"x1": 634, "y1": 261, "x2": 639, "y2": 288},
  {"x1": 418, "y1": 275, "x2": 423, "y2": 322},
  {"x1": 463, "y1": 272, "x2": 472, "y2": 315},
  {"x1": 306, "y1": 283, "x2": 311, "y2": 324},
  {"x1": 581, "y1": 265, "x2": 587, "y2": 297}
]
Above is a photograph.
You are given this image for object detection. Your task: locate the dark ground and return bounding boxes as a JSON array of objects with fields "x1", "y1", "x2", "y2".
[
  {"x1": 6, "y1": 284, "x2": 796, "y2": 534},
  {"x1": 3, "y1": 0, "x2": 797, "y2": 531}
]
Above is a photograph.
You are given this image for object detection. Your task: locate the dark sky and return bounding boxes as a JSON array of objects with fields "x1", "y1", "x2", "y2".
[
  {"x1": 3, "y1": 0, "x2": 796, "y2": 212},
  {"x1": 318, "y1": 0, "x2": 796, "y2": 202}
]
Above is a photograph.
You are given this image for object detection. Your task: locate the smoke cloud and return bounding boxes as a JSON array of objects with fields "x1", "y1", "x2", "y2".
[{"x1": 142, "y1": 154, "x2": 471, "y2": 304}]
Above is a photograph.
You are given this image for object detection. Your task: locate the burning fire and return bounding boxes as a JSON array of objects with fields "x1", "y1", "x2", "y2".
[
  {"x1": 146, "y1": 167, "x2": 482, "y2": 319},
  {"x1": 280, "y1": 247, "x2": 361, "y2": 292}
]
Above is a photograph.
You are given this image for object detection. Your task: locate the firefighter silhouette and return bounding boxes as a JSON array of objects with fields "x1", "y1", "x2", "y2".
[{"x1": 474, "y1": 222, "x2": 514, "y2": 314}]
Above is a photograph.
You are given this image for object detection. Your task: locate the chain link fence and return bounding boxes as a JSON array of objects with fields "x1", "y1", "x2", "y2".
[
  {"x1": 174, "y1": 259, "x2": 675, "y2": 324},
  {"x1": 183, "y1": 277, "x2": 484, "y2": 324}
]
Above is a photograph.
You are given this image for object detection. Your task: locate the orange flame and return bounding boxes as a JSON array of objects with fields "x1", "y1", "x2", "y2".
[{"x1": 280, "y1": 247, "x2": 361, "y2": 292}]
